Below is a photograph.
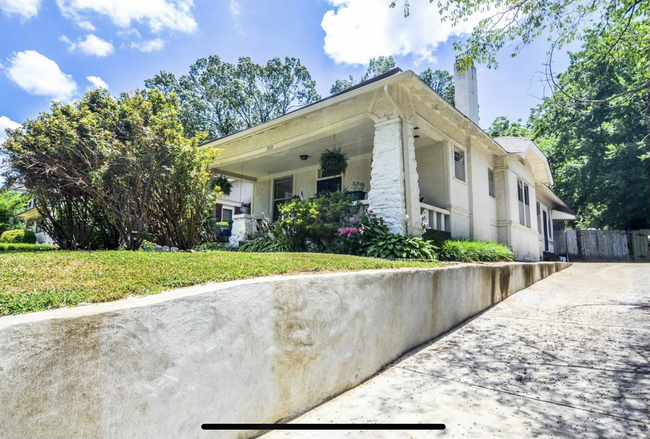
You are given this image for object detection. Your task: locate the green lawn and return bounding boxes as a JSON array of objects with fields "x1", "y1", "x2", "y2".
[{"x1": 0, "y1": 251, "x2": 440, "y2": 316}]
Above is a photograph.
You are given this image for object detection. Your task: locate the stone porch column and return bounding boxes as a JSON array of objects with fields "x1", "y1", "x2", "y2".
[
  {"x1": 229, "y1": 214, "x2": 254, "y2": 247},
  {"x1": 368, "y1": 117, "x2": 406, "y2": 234},
  {"x1": 368, "y1": 116, "x2": 422, "y2": 235},
  {"x1": 403, "y1": 119, "x2": 422, "y2": 235}
]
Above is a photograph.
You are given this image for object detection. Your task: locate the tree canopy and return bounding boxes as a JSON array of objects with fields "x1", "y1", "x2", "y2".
[
  {"x1": 392, "y1": 0, "x2": 649, "y2": 116},
  {"x1": 1, "y1": 89, "x2": 218, "y2": 250},
  {"x1": 487, "y1": 19, "x2": 649, "y2": 230},
  {"x1": 418, "y1": 68, "x2": 455, "y2": 105},
  {"x1": 329, "y1": 56, "x2": 456, "y2": 105},
  {"x1": 145, "y1": 56, "x2": 320, "y2": 139},
  {"x1": 329, "y1": 56, "x2": 398, "y2": 94},
  {"x1": 486, "y1": 116, "x2": 531, "y2": 137},
  {"x1": 0, "y1": 190, "x2": 28, "y2": 234}
]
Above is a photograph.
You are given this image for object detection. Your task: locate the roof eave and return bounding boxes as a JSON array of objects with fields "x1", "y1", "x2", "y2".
[{"x1": 202, "y1": 70, "x2": 415, "y2": 148}]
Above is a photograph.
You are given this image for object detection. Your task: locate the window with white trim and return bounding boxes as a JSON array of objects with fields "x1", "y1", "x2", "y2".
[
  {"x1": 454, "y1": 147, "x2": 466, "y2": 182},
  {"x1": 536, "y1": 201, "x2": 542, "y2": 232},
  {"x1": 517, "y1": 179, "x2": 531, "y2": 228},
  {"x1": 488, "y1": 168, "x2": 495, "y2": 197},
  {"x1": 272, "y1": 175, "x2": 293, "y2": 222}
]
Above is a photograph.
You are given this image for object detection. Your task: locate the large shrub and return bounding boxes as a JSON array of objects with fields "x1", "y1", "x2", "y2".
[
  {"x1": 436, "y1": 239, "x2": 515, "y2": 262},
  {"x1": 0, "y1": 229, "x2": 36, "y2": 244},
  {"x1": 275, "y1": 192, "x2": 358, "y2": 252},
  {"x1": 1, "y1": 89, "x2": 216, "y2": 250}
]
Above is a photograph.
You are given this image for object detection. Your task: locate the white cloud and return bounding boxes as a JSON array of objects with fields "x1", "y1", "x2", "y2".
[
  {"x1": 56, "y1": 0, "x2": 197, "y2": 33},
  {"x1": 76, "y1": 20, "x2": 95, "y2": 31},
  {"x1": 61, "y1": 34, "x2": 114, "y2": 57},
  {"x1": 5, "y1": 50, "x2": 78, "y2": 102},
  {"x1": 0, "y1": 0, "x2": 41, "y2": 20},
  {"x1": 86, "y1": 76, "x2": 108, "y2": 90},
  {"x1": 130, "y1": 38, "x2": 165, "y2": 53},
  {"x1": 0, "y1": 116, "x2": 21, "y2": 143},
  {"x1": 229, "y1": 0, "x2": 245, "y2": 35},
  {"x1": 321, "y1": 0, "x2": 485, "y2": 65}
]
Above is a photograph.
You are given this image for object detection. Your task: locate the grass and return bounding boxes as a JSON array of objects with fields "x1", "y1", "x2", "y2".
[
  {"x1": 0, "y1": 251, "x2": 440, "y2": 316},
  {"x1": 437, "y1": 239, "x2": 515, "y2": 262},
  {"x1": 0, "y1": 243, "x2": 58, "y2": 252}
]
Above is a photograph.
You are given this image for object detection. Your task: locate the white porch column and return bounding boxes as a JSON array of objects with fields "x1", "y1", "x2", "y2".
[
  {"x1": 403, "y1": 120, "x2": 422, "y2": 235},
  {"x1": 368, "y1": 116, "x2": 407, "y2": 234},
  {"x1": 229, "y1": 214, "x2": 254, "y2": 247}
]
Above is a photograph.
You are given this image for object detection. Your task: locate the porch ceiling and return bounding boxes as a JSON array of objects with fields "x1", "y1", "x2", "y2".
[{"x1": 215, "y1": 120, "x2": 377, "y2": 178}]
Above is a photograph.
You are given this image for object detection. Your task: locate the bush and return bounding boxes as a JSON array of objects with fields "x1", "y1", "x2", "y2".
[
  {"x1": 196, "y1": 241, "x2": 229, "y2": 252},
  {"x1": 240, "y1": 233, "x2": 291, "y2": 253},
  {"x1": 0, "y1": 229, "x2": 37, "y2": 244},
  {"x1": 276, "y1": 192, "x2": 358, "y2": 252},
  {"x1": 0, "y1": 243, "x2": 57, "y2": 252},
  {"x1": 339, "y1": 210, "x2": 437, "y2": 260},
  {"x1": 364, "y1": 233, "x2": 437, "y2": 260},
  {"x1": 436, "y1": 239, "x2": 514, "y2": 262}
]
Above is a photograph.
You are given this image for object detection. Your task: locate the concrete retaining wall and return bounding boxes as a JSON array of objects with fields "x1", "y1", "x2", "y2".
[{"x1": 0, "y1": 262, "x2": 569, "y2": 439}]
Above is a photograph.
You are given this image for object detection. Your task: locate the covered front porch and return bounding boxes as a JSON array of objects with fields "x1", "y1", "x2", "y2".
[{"x1": 212, "y1": 114, "x2": 452, "y2": 241}]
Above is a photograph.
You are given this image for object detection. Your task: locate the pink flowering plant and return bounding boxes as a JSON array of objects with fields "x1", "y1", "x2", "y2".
[{"x1": 338, "y1": 209, "x2": 389, "y2": 255}]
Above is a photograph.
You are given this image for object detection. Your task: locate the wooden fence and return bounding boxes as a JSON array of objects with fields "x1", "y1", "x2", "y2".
[{"x1": 554, "y1": 229, "x2": 649, "y2": 262}]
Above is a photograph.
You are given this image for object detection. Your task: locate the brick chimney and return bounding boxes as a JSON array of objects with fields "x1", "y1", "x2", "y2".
[{"x1": 454, "y1": 62, "x2": 479, "y2": 125}]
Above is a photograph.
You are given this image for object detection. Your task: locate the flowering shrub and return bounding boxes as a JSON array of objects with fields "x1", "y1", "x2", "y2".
[{"x1": 339, "y1": 210, "x2": 437, "y2": 260}]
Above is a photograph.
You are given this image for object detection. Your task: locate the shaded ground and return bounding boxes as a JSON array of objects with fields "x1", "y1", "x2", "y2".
[{"x1": 264, "y1": 263, "x2": 650, "y2": 438}]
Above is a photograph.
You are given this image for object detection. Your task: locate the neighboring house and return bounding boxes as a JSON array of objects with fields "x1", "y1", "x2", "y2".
[
  {"x1": 14, "y1": 199, "x2": 56, "y2": 245},
  {"x1": 202, "y1": 66, "x2": 576, "y2": 261},
  {"x1": 213, "y1": 180, "x2": 253, "y2": 224}
]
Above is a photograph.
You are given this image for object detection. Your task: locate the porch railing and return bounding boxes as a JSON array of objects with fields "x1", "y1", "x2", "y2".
[{"x1": 420, "y1": 202, "x2": 450, "y2": 233}]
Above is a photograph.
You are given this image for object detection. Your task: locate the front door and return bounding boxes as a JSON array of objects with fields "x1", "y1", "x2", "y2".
[{"x1": 543, "y1": 211, "x2": 549, "y2": 251}]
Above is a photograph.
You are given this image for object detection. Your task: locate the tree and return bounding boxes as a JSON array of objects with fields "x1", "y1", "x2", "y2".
[
  {"x1": 418, "y1": 69, "x2": 455, "y2": 105},
  {"x1": 0, "y1": 190, "x2": 28, "y2": 233},
  {"x1": 329, "y1": 56, "x2": 397, "y2": 94},
  {"x1": 528, "y1": 21, "x2": 649, "y2": 230},
  {"x1": 391, "y1": 0, "x2": 649, "y2": 116},
  {"x1": 329, "y1": 57, "x2": 456, "y2": 105},
  {"x1": 145, "y1": 56, "x2": 320, "y2": 139},
  {"x1": 486, "y1": 116, "x2": 531, "y2": 137},
  {"x1": 1, "y1": 89, "x2": 217, "y2": 250}
]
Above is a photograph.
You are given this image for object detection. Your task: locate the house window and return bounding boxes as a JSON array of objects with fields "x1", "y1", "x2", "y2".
[
  {"x1": 317, "y1": 170, "x2": 342, "y2": 195},
  {"x1": 488, "y1": 168, "x2": 495, "y2": 197},
  {"x1": 517, "y1": 179, "x2": 531, "y2": 228},
  {"x1": 536, "y1": 202, "x2": 542, "y2": 232},
  {"x1": 454, "y1": 147, "x2": 466, "y2": 182},
  {"x1": 222, "y1": 207, "x2": 234, "y2": 225},
  {"x1": 273, "y1": 175, "x2": 293, "y2": 221},
  {"x1": 548, "y1": 211, "x2": 553, "y2": 240}
]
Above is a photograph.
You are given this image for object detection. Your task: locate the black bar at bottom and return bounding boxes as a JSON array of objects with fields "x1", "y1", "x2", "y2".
[{"x1": 201, "y1": 423, "x2": 445, "y2": 431}]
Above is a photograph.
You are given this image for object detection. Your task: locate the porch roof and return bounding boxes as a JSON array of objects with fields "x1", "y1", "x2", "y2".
[{"x1": 202, "y1": 68, "x2": 510, "y2": 160}]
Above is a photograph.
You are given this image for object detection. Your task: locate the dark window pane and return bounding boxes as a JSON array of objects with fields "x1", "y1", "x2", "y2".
[
  {"x1": 274, "y1": 176, "x2": 293, "y2": 201},
  {"x1": 317, "y1": 176, "x2": 342, "y2": 195}
]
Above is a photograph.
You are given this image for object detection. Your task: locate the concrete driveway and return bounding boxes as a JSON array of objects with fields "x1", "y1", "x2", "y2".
[{"x1": 264, "y1": 263, "x2": 650, "y2": 438}]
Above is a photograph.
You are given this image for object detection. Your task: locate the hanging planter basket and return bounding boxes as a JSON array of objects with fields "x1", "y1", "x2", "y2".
[{"x1": 319, "y1": 146, "x2": 349, "y2": 175}]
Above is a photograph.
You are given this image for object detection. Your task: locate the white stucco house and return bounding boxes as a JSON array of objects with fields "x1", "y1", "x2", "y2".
[
  {"x1": 14, "y1": 199, "x2": 56, "y2": 245},
  {"x1": 203, "y1": 66, "x2": 576, "y2": 261}
]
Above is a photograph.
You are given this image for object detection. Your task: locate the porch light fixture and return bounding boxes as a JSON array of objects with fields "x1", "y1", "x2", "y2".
[{"x1": 300, "y1": 155, "x2": 309, "y2": 161}]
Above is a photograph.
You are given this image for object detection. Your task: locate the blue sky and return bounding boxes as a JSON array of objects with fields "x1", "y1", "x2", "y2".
[{"x1": 0, "y1": 0, "x2": 576, "y2": 141}]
